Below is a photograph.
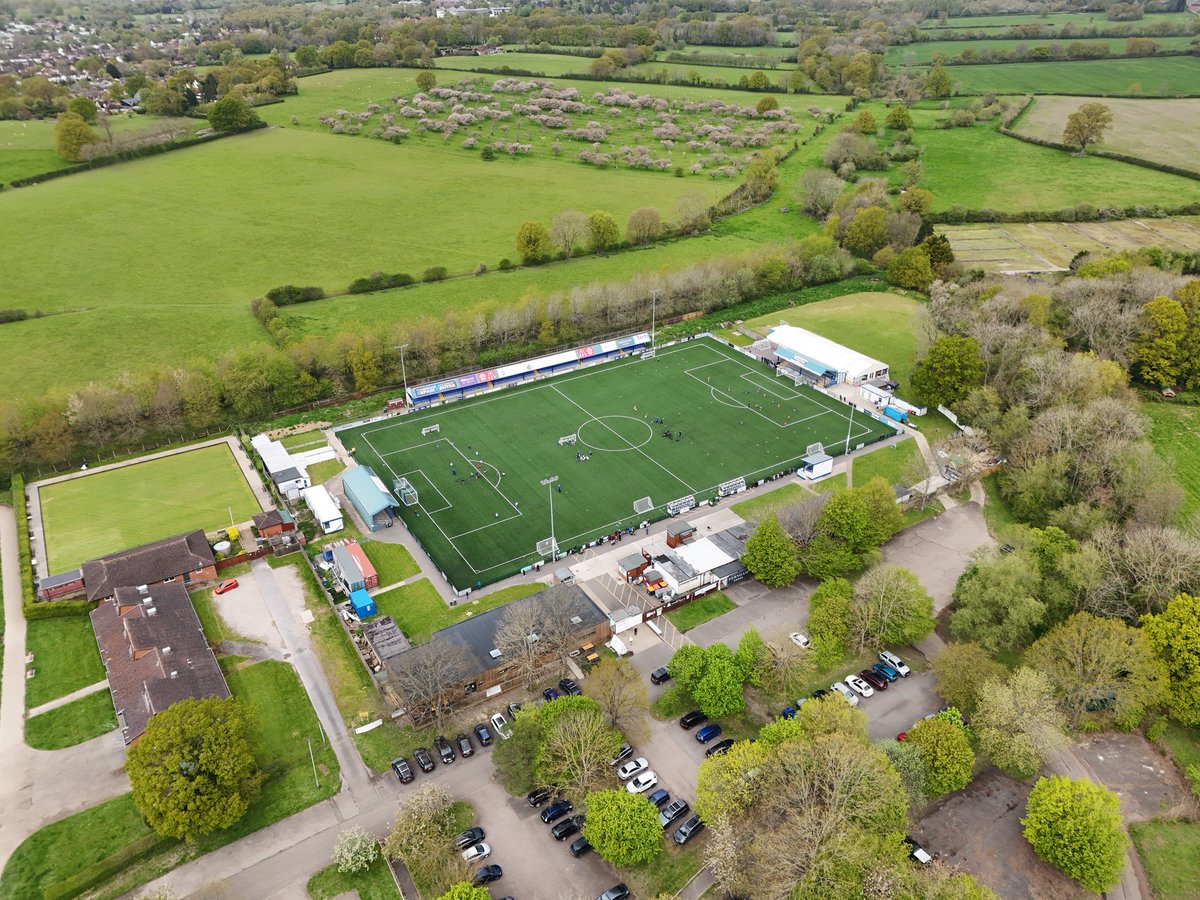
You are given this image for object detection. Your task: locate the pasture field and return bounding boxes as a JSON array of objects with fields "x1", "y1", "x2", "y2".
[
  {"x1": 939, "y1": 56, "x2": 1200, "y2": 95},
  {"x1": 886, "y1": 35, "x2": 1196, "y2": 65},
  {"x1": 920, "y1": 11, "x2": 1198, "y2": 31},
  {"x1": 38, "y1": 443, "x2": 261, "y2": 571},
  {"x1": 436, "y1": 52, "x2": 797, "y2": 88},
  {"x1": 939, "y1": 217, "x2": 1200, "y2": 274},
  {"x1": 340, "y1": 338, "x2": 895, "y2": 588},
  {"x1": 915, "y1": 120, "x2": 1200, "y2": 212},
  {"x1": 670, "y1": 43, "x2": 797, "y2": 60},
  {"x1": 0, "y1": 120, "x2": 705, "y2": 399},
  {"x1": 1015, "y1": 95, "x2": 1200, "y2": 172},
  {"x1": 1143, "y1": 402, "x2": 1200, "y2": 522}
]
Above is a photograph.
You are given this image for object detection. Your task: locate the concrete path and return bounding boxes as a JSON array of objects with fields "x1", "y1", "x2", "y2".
[
  {"x1": 0, "y1": 504, "x2": 29, "y2": 766},
  {"x1": 26, "y1": 678, "x2": 108, "y2": 718}
]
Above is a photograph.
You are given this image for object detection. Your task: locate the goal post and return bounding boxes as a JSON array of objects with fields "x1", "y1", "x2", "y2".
[
  {"x1": 422, "y1": 424, "x2": 441, "y2": 436},
  {"x1": 393, "y1": 477, "x2": 419, "y2": 507},
  {"x1": 536, "y1": 537, "x2": 558, "y2": 557},
  {"x1": 633, "y1": 496, "x2": 654, "y2": 515}
]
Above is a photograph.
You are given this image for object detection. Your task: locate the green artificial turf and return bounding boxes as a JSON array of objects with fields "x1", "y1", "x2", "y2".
[
  {"x1": 666, "y1": 592, "x2": 737, "y2": 632},
  {"x1": 25, "y1": 616, "x2": 106, "y2": 710},
  {"x1": 361, "y1": 540, "x2": 421, "y2": 586},
  {"x1": 308, "y1": 856, "x2": 401, "y2": 900},
  {"x1": 1131, "y1": 821, "x2": 1200, "y2": 900},
  {"x1": 24, "y1": 690, "x2": 117, "y2": 749},
  {"x1": 341, "y1": 338, "x2": 895, "y2": 588},
  {"x1": 936, "y1": 55, "x2": 1200, "y2": 95},
  {"x1": 373, "y1": 578, "x2": 545, "y2": 643},
  {"x1": 38, "y1": 444, "x2": 261, "y2": 572}
]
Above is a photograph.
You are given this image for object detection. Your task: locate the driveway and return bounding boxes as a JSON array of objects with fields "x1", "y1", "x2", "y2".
[
  {"x1": 862, "y1": 672, "x2": 941, "y2": 742},
  {"x1": 882, "y1": 503, "x2": 992, "y2": 613}
]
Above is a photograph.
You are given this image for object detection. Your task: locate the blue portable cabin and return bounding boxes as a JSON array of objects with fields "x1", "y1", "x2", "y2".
[{"x1": 350, "y1": 589, "x2": 377, "y2": 619}]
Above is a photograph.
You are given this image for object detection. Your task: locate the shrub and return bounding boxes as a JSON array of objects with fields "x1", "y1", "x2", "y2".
[
  {"x1": 422, "y1": 267, "x2": 448, "y2": 282},
  {"x1": 333, "y1": 825, "x2": 379, "y2": 874},
  {"x1": 265, "y1": 285, "x2": 325, "y2": 306},
  {"x1": 497, "y1": 258, "x2": 514, "y2": 270}
]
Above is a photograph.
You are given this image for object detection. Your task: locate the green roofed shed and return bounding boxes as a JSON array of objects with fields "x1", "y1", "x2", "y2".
[{"x1": 342, "y1": 465, "x2": 400, "y2": 532}]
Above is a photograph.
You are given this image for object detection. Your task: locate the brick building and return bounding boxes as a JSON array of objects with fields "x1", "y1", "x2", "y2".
[{"x1": 82, "y1": 531, "x2": 218, "y2": 602}]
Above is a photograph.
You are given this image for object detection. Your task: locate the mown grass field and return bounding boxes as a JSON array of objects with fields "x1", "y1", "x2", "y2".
[
  {"x1": 1016, "y1": 95, "x2": 1200, "y2": 172},
  {"x1": 666, "y1": 591, "x2": 736, "y2": 631},
  {"x1": 851, "y1": 437, "x2": 921, "y2": 488},
  {"x1": 360, "y1": 540, "x2": 420, "y2": 586},
  {"x1": 38, "y1": 444, "x2": 261, "y2": 571},
  {"x1": 373, "y1": 579, "x2": 544, "y2": 643},
  {"x1": 1143, "y1": 401, "x2": 1200, "y2": 522},
  {"x1": 731, "y1": 480, "x2": 811, "y2": 521},
  {"x1": 887, "y1": 35, "x2": 1196, "y2": 65},
  {"x1": 939, "y1": 55, "x2": 1200, "y2": 95},
  {"x1": 308, "y1": 856, "x2": 401, "y2": 900}
]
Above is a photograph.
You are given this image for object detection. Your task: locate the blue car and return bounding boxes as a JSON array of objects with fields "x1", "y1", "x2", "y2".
[
  {"x1": 543, "y1": 687, "x2": 560, "y2": 701},
  {"x1": 782, "y1": 706, "x2": 797, "y2": 719},
  {"x1": 695, "y1": 723, "x2": 723, "y2": 744},
  {"x1": 872, "y1": 662, "x2": 900, "y2": 683}
]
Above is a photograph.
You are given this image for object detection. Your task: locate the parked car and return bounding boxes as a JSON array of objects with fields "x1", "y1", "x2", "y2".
[
  {"x1": 845, "y1": 674, "x2": 875, "y2": 698},
  {"x1": 617, "y1": 757, "x2": 649, "y2": 781},
  {"x1": 434, "y1": 736, "x2": 456, "y2": 763},
  {"x1": 627, "y1": 771, "x2": 658, "y2": 794},
  {"x1": 680, "y1": 710, "x2": 707, "y2": 729},
  {"x1": 551, "y1": 814, "x2": 585, "y2": 841},
  {"x1": 608, "y1": 742, "x2": 634, "y2": 767},
  {"x1": 558, "y1": 677, "x2": 581, "y2": 696},
  {"x1": 474, "y1": 723, "x2": 493, "y2": 746},
  {"x1": 859, "y1": 669, "x2": 888, "y2": 691},
  {"x1": 390, "y1": 756, "x2": 414, "y2": 784},
  {"x1": 705, "y1": 739, "x2": 735, "y2": 758},
  {"x1": 489, "y1": 712, "x2": 512, "y2": 739},
  {"x1": 695, "y1": 724, "x2": 723, "y2": 744},
  {"x1": 455, "y1": 733, "x2": 475, "y2": 757},
  {"x1": 472, "y1": 864, "x2": 503, "y2": 886},
  {"x1": 454, "y1": 826, "x2": 486, "y2": 850},
  {"x1": 789, "y1": 632, "x2": 811, "y2": 648},
  {"x1": 462, "y1": 842, "x2": 491, "y2": 863},
  {"x1": 413, "y1": 747, "x2": 435, "y2": 773},
  {"x1": 674, "y1": 814, "x2": 706, "y2": 845},
  {"x1": 646, "y1": 788, "x2": 670, "y2": 808},
  {"x1": 543, "y1": 687, "x2": 560, "y2": 701},
  {"x1": 782, "y1": 706, "x2": 797, "y2": 719},
  {"x1": 878, "y1": 651, "x2": 911, "y2": 676},
  {"x1": 541, "y1": 799, "x2": 574, "y2": 824},
  {"x1": 811, "y1": 689, "x2": 831, "y2": 700},
  {"x1": 570, "y1": 836, "x2": 592, "y2": 857},
  {"x1": 659, "y1": 798, "x2": 690, "y2": 828},
  {"x1": 597, "y1": 885, "x2": 631, "y2": 900},
  {"x1": 905, "y1": 835, "x2": 933, "y2": 864},
  {"x1": 830, "y1": 682, "x2": 860, "y2": 707},
  {"x1": 214, "y1": 579, "x2": 239, "y2": 595},
  {"x1": 651, "y1": 666, "x2": 671, "y2": 685},
  {"x1": 527, "y1": 787, "x2": 552, "y2": 807},
  {"x1": 872, "y1": 662, "x2": 900, "y2": 683}
]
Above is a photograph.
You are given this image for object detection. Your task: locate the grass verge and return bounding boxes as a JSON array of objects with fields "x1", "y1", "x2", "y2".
[
  {"x1": 666, "y1": 593, "x2": 737, "y2": 633},
  {"x1": 24, "y1": 690, "x2": 117, "y2": 750},
  {"x1": 730, "y1": 481, "x2": 811, "y2": 521},
  {"x1": 25, "y1": 615, "x2": 106, "y2": 709},
  {"x1": 374, "y1": 579, "x2": 545, "y2": 644},
  {"x1": 1131, "y1": 821, "x2": 1200, "y2": 900},
  {"x1": 620, "y1": 841, "x2": 706, "y2": 897},
  {"x1": 308, "y1": 855, "x2": 401, "y2": 900}
]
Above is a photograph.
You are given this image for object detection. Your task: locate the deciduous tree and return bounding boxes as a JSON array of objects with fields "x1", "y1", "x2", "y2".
[
  {"x1": 333, "y1": 825, "x2": 379, "y2": 873},
  {"x1": 885, "y1": 105, "x2": 913, "y2": 129},
  {"x1": 1141, "y1": 593, "x2": 1200, "y2": 725},
  {"x1": 549, "y1": 210, "x2": 588, "y2": 257},
  {"x1": 742, "y1": 514, "x2": 800, "y2": 588},
  {"x1": 849, "y1": 564, "x2": 935, "y2": 651},
  {"x1": 587, "y1": 210, "x2": 619, "y2": 253},
  {"x1": 582, "y1": 789, "x2": 662, "y2": 866},
  {"x1": 1022, "y1": 776, "x2": 1127, "y2": 893},
  {"x1": 912, "y1": 335, "x2": 984, "y2": 408},
  {"x1": 626, "y1": 207, "x2": 662, "y2": 245},
  {"x1": 436, "y1": 884, "x2": 490, "y2": 900},
  {"x1": 1133, "y1": 295, "x2": 1187, "y2": 387},
  {"x1": 515, "y1": 220, "x2": 553, "y2": 264},
  {"x1": 949, "y1": 552, "x2": 1047, "y2": 653},
  {"x1": 692, "y1": 642, "x2": 746, "y2": 717},
  {"x1": 534, "y1": 697, "x2": 622, "y2": 801},
  {"x1": 208, "y1": 94, "x2": 257, "y2": 132},
  {"x1": 931, "y1": 642, "x2": 1007, "y2": 715},
  {"x1": 806, "y1": 578, "x2": 852, "y2": 670},
  {"x1": 388, "y1": 637, "x2": 472, "y2": 727},
  {"x1": 383, "y1": 784, "x2": 468, "y2": 895},
  {"x1": 975, "y1": 668, "x2": 1068, "y2": 779},
  {"x1": 924, "y1": 64, "x2": 953, "y2": 98},
  {"x1": 1061, "y1": 102, "x2": 1113, "y2": 153},
  {"x1": 416, "y1": 71, "x2": 436, "y2": 92},
  {"x1": 582, "y1": 657, "x2": 650, "y2": 742},
  {"x1": 842, "y1": 206, "x2": 889, "y2": 258},
  {"x1": 798, "y1": 168, "x2": 846, "y2": 219},
  {"x1": 906, "y1": 718, "x2": 974, "y2": 796},
  {"x1": 126, "y1": 697, "x2": 263, "y2": 842},
  {"x1": 67, "y1": 96, "x2": 97, "y2": 123},
  {"x1": 54, "y1": 112, "x2": 100, "y2": 161},
  {"x1": 695, "y1": 738, "x2": 769, "y2": 822},
  {"x1": 887, "y1": 246, "x2": 935, "y2": 291}
]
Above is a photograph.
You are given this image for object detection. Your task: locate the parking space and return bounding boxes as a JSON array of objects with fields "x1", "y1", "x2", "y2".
[{"x1": 862, "y1": 672, "x2": 942, "y2": 741}]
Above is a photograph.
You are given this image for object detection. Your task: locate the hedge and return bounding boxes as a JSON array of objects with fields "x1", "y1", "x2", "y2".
[
  {"x1": 418, "y1": 63, "x2": 798, "y2": 94},
  {"x1": 347, "y1": 272, "x2": 415, "y2": 294},
  {"x1": 265, "y1": 285, "x2": 325, "y2": 305},
  {"x1": 12, "y1": 475, "x2": 35, "y2": 607},
  {"x1": 999, "y1": 120, "x2": 1200, "y2": 181},
  {"x1": 42, "y1": 832, "x2": 172, "y2": 900},
  {"x1": 936, "y1": 48, "x2": 1194, "y2": 66},
  {"x1": 928, "y1": 201, "x2": 1200, "y2": 225},
  {"x1": 6, "y1": 121, "x2": 267, "y2": 189}
]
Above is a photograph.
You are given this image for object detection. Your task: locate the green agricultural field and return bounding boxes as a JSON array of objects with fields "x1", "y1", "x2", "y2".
[
  {"x1": 917, "y1": 121, "x2": 1200, "y2": 212},
  {"x1": 436, "y1": 52, "x2": 796, "y2": 87},
  {"x1": 342, "y1": 338, "x2": 895, "y2": 588},
  {"x1": 886, "y1": 36, "x2": 1196, "y2": 65},
  {"x1": 1016, "y1": 95, "x2": 1200, "y2": 172},
  {"x1": 938, "y1": 56, "x2": 1200, "y2": 95},
  {"x1": 25, "y1": 616, "x2": 106, "y2": 709},
  {"x1": 39, "y1": 443, "x2": 261, "y2": 572},
  {"x1": 920, "y1": 11, "x2": 1197, "y2": 31},
  {"x1": 1143, "y1": 401, "x2": 1200, "y2": 522}
]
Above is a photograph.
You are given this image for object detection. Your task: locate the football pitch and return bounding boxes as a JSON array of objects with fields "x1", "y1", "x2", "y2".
[{"x1": 340, "y1": 338, "x2": 896, "y2": 589}]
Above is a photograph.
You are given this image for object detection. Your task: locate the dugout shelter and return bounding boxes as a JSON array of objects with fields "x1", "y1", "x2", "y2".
[{"x1": 766, "y1": 325, "x2": 889, "y2": 387}]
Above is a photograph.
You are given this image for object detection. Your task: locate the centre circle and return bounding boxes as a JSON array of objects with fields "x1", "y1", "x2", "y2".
[{"x1": 576, "y1": 416, "x2": 655, "y2": 452}]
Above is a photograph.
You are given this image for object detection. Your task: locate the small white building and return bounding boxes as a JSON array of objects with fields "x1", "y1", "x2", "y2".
[
  {"x1": 768, "y1": 325, "x2": 888, "y2": 387},
  {"x1": 303, "y1": 485, "x2": 344, "y2": 534},
  {"x1": 799, "y1": 452, "x2": 834, "y2": 480},
  {"x1": 251, "y1": 434, "x2": 310, "y2": 495}
]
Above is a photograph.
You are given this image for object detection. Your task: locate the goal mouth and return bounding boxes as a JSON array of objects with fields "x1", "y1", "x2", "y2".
[
  {"x1": 633, "y1": 496, "x2": 654, "y2": 514},
  {"x1": 536, "y1": 537, "x2": 559, "y2": 557},
  {"x1": 394, "y1": 477, "x2": 419, "y2": 507}
]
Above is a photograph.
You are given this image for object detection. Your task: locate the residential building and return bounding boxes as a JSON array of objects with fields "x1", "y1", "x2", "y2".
[
  {"x1": 250, "y1": 434, "x2": 310, "y2": 495},
  {"x1": 81, "y1": 530, "x2": 217, "y2": 602},
  {"x1": 252, "y1": 507, "x2": 296, "y2": 539}
]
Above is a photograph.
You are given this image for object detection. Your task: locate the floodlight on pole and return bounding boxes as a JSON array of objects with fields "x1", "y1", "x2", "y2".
[
  {"x1": 541, "y1": 475, "x2": 558, "y2": 556},
  {"x1": 843, "y1": 400, "x2": 855, "y2": 457},
  {"x1": 393, "y1": 343, "x2": 409, "y2": 406},
  {"x1": 650, "y1": 289, "x2": 658, "y2": 352}
]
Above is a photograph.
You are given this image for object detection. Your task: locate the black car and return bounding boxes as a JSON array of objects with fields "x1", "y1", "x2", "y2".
[
  {"x1": 540, "y1": 799, "x2": 574, "y2": 824},
  {"x1": 390, "y1": 756, "x2": 414, "y2": 783},
  {"x1": 597, "y1": 884, "x2": 631, "y2": 900},
  {"x1": 659, "y1": 798, "x2": 690, "y2": 828},
  {"x1": 646, "y1": 788, "x2": 670, "y2": 808},
  {"x1": 551, "y1": 814, "x2": 585, "y2": 841},
  {"x1": 705, "y1": 738, "x2": 736, "y2": 758},
  {"x1": 434, "y1": 735, "x2": 455, "y2": 764},
  {"x1": 570, "y1": 836, "x2": 592, "y2": 857},
  {"x1": 472, "y1": 864, "x2": 503, "y2": 886},
  {"x1": 507, "y1": 702, "x2": 522, "y2": 718},
  {"x1": 650, "y1": 666, "x2": 671, "y2": 685},
  {"x1": 474, "y1": 723, "x2": 493, "y2": 746},
  {"x1": 559, "y1": 677, "x2": 582, "y2": 696},
  {"x1": 674, "y1": 813, "x2": 705, "y2": 845},
  {"x1": 608, "y1": 742, "x2": 634, "y2": 767},
  {"x1": 680, "y1": 710, "x2": 707, "y2": 729},
  {"x1": 811, "y1": 689, "x2": 831, "y2": 700},
  {"x1": 413, "y1": 747, "x2": 435, "y2": 773},
  {"x1": 527, "y1": 786, "x2": 552, "y2": 807},
  {"x1": 455, "y1": 732, "x2": 474, "y2": 758},
  {"x1": 454, "y1": 826, "x2": 486, "y2": 850}
]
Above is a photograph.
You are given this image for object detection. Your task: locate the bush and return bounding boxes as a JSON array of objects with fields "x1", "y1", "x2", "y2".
[
  {"x1": 422, "y1": 267, "x2": 448, "y2": 282},
  {"x1": 1023, "y1": 776, "x2": 1127, "y2": 893},
  {"x1": 347, "y1": 272, "x2": 415, "y2": 294},
  {"x1": 333, "y1": 825, "x2": 379, "y2": 873},
  {"x1": 497, "y1": 258, "x2": 514, "y2": 270},
  {"x1": 265, "y1": 285, "x2": 325, "y2": 306}
]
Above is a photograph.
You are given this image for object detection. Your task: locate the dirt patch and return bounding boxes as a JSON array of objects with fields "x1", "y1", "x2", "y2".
[
  {"x1": 915, "y1": 769, "x2": 1086, "y2": 900},
  {"x1": 213, "y1": 573, "x2": 284, "y2": 648},
  {"x1": 1074, "y1": 732, "x2": 1197, "y2": 823}
]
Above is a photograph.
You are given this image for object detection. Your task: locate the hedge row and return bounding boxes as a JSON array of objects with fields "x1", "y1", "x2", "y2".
[
  {"x1": 928, "y1": 201, "x2": 1200, "y2": 225},
  {"x1": 12, "y1": 475, "x2": 35, "y2": 607},
  {"x1": 265, "y1": 284, "x2": 325, "y2": 305},
  {"x1": 936, "y1": 48, "x2": 1194, "y2": 66},
  {"x1": 348, "y1": 272, "x2": 417, "y2": 294},
  {"x1": 999, "y1": 123, "x2": 1200, "y2": 181},
  {"x1": 438, "y1": 64, "x2": 799, "y2": 94},
  {"x1": 43, "y1": 832, "x2": 172, "y2": 900},
  {"x1": 5, "y1": 121, "x2": 268, "y2": 190}
]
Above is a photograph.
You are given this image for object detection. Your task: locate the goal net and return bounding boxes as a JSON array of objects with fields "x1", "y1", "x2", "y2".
[
  {"x1": 633, "y1": 496, "x2": 654, "y2": 514},
  {"x1": 422, "y1": 424, "x2": 441, "y2": 436},
  {"x1": 536, "y1": 537, "x2": 558, "y2": 557},
  {"x1": 806, "y1": 442, "x2": 825, "y2": 456},
  {"x1": 393, "y1": 477, "x2": 419, "y2": 507}
]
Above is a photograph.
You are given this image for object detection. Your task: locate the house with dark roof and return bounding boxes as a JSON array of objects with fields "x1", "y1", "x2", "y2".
[
  {"x1": 81, "y1": 530, "x2": 217, "y2": 602},
  {"x1": 91, "y1": 581, "x2": 229, "y2": 744},
  {"x1": 252, "y1": 507, "x2": 295, "y2": 539},
  {"x1": 386, "y1": 584, "x2": 611, "y2": 708}
]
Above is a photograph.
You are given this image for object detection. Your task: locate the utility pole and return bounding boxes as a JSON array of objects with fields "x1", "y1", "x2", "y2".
[
  {"x1": 650, "y1": 289, "x2": 658, "y2": 352},
  {"x1": 307, "y1": 737, "x2": 318, "y2": 789},
  {"x1": 541, "y1": 475, "x2": 558, "y2": 555},
  {"x1": 393, "y1": 343, "x2": 409, "y2": 406}
]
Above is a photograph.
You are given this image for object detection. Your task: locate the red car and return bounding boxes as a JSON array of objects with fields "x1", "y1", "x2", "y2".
[
  {"x1": 214, "y1": 579, "x2": 239, "y2": 595},
  {"x1": 859, "y1": 669, "x2": 888, "y2": 691}
]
